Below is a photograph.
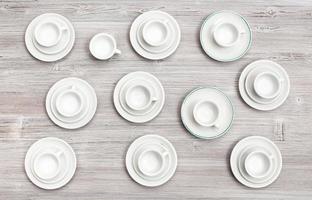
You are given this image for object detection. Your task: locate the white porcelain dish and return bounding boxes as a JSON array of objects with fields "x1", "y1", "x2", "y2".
[
  {"x1": 230, "y1": 136, "x2": 282, "y2": 188},
  {"x1": 130, "y1": 10, "x2": 181, "y2": 60},
  {"x1": 200, "y1": 10, "x2": 252, "y2": 62},
  {"x1": 126, "y1": 134, "x2": 177, "y2": 187},
  {"x1": 113, "y1": 71, "x2": 165, "y2": 123},
  {"x1": 24, "y1": 137, "x2": 77, "y2": 190},
  {"x1": 239, "y1": 60, "x2": 290, "y2": 111},
  {"x1": 181, "y1": 87, "x2": 234, "y2": 139},
  {"x1": 89, "y1": 33, "x2": 121, "y2": 60},
  {"x1": 46, "y1": 77, "x2": 97, "y2": 129},
  {"x1": 25, "y1": 13, "x2": 75, "y2": 62}
]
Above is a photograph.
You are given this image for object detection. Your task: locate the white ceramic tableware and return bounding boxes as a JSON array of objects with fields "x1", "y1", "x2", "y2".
[
  {"x1": 239, "y1": 60, "x2": 290, "y2": 110},
  {"x1": 181, "y1": 87, "x2": 234, "y2": 139},
  {"x1": 230, "y1": 136, "x2": 282, "y2": 188},
  {"x1": 25, "y1": 13, "x2": 75, "y2": 62},
  {"x1": 89, "y1": 33, "x2": 121, "y2": 60},
  {"x1": 114, "y1": 71, "x2": 165, "y2": 123},
  {"x1": 25, "y1": 137, "x2": 76, "y2": 190},
  {"x1": 200, "y1": 10, "x2": 252, "y2": 62},
  {"x1": 130, "y1": 10, "x2": 181, "y2": 60},
  {"x1": 126, "y1": 135, "x2": 177, "y2": 187},
  {"x1": 46, "y1": 77, "x2": 97, "y2": 129}
]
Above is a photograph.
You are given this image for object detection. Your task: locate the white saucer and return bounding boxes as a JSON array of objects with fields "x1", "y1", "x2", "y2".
[
  {"x1": 130, "y1": 10, "x2": 181, "y2": 60},
  {"x1": 113, "y1": 71, "x2": 165, "y2": 123},
  {"x1": 46, "y1": 77, "x2": 97, "y2": 129},
  {"x1": 200, "y1": 10, "x2": 252, "y2": 62},
  {"x1": 230, "y1": 136, "x2": 282, "y2": 188},
  {"x1": 25, "y1": 137, "x2": 77, "y2": 190},
  {"x1": 25, "y1": 13, "x2": 75, "y2": 62},
  {"x1": 239, "y1": 60, "x2": 290, "y2": 111},
  {"x1": 181, "y1": 87, "x2": 234, "y2": 139},
  {"x1": 126, "y1": 135, "x2": 177, "y2": 187}
]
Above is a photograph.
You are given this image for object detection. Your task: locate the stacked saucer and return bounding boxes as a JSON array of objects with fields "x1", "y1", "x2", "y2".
[
  {"x1": 130, "y1": 10, "x2": 181, "y2": 60},
  {"x1": 181, "y1": 87, "x2": 234, "y2": 139},
  {"x1": 239, "y1": 60, "x2": 290, "y2": 111},
  {"x1": 113, "y1": 71, "x2": 165, "y2": 123},
  {"x1": 24, "y1": 137, "x2": 77, "y2": 190},
  {"x1": 46, "y1": 77, "x2": 97, "y2": 129},
  {"x1": 25, "y1": 13, "x2": 75, "y2": 62},
  {"x1": 126, "y1": 135, "x2": 177, "y2": 187},
  {"x1": 230, "y1": 136, "x2": 282, "y2": 188},
  {"x1": 200, "y1": 10, "x2": 252, "y2": 62}
]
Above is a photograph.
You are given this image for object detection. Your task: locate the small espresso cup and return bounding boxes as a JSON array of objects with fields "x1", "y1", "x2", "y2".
[
  {"x1": 34, "y1": 20, "x2": 67, "y2": 47},
  {"x1": 56, "y1": 86, "x2": 84, "y2": 118},
  {"x1": 193, "y1": 100, "x2": 220, "y2": 127},
  {"x1": 253, "y1": 71, "x2": 283, "y2": 99},
  {"x1": 125, "y1": 83, "x2": 157, "y2": 111},
  {"x1": 244, "y1": 150, "x2": 273, "y2": 179},
  {"x1": 212, "y1": 21, "x2": 244, "y2": 47},
  {"x1": 142, "y1": 19, "x2": 170, "y2": 47},
  {"x1": 89, "y1": 33, "x2": 121, "y2": 60}
]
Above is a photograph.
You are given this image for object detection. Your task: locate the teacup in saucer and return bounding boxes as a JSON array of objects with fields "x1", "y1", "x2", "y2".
[
  {"x1": 125, "y1": 82, "x2": 158, "y2": 112},
  {"x1": 89, "y1": 33, "x2": 121, "y2": 60},
  {"x1": 142, "y1": 19, "x2": 170, "y2": 47},
  {"x1": 193, "y1": 100, "x2": 220, "y2": 127},
  {"x1": 244, "y1": 149, "x2": 273, "y2": 179},
  {"x1": 55, "y1": 85, "x2": 84, "y2": 118},
  {"x1": 33, "y1": 150, "x2": 63, "y2": 182},
  {"x1": 34, "y1": 20, "x2": 68, "y2": 48},
  {"x1": 137, "y1": 146, "x2": 169, "y2": 178},
  {"x1": 253, "y1": 71, "x2": 283, "y2": 100},
  {"x1": 212, "y1": 21, "x2": 245, "y2": 48}
]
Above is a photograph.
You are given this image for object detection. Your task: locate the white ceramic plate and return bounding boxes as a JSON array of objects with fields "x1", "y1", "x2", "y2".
[
  {"x1": 230, "y1": 136, "x2": 282, "y2": 188},
  {"x1": 24, "y1": 137, "x2": 76, "y2": 190},
  {"x1": 25, "y1": 13, "x2": 75, "y2": 62},
  {"x1": 181, "y1": 87, "x2": 234, "y2": 139},
  {"x1": 126, "y1": 134, "x2": 177, "y2": 187},
  {"x1": 46, "y1": 77, "x2": 97, "y2": 129},
  {"x1": 239, "y1": 60, "x2": 290, "y2": 111},
  {"x1": 113, "y1": 71, "x2": 165, "y2": 123},
  {"x1": 200, "y1": 10, "x2": 252, "y2": 62},
  {"x1": 130, "y1": 10, "x2": 181, "y2": 60}
]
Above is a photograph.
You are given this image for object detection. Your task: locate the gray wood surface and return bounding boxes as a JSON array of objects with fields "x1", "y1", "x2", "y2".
[{"x1": 0, "y1": 0, "x2": 311, "y2": 199}]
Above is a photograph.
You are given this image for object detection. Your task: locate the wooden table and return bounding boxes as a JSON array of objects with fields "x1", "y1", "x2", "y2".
[{"x1": 0, "y1": 0, "x2": 311, "y2": 199}]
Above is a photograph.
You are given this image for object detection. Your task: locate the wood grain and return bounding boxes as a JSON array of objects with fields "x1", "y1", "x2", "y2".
[{"x1": 0, "y1": 0, "x2": 311, "y2": 199}]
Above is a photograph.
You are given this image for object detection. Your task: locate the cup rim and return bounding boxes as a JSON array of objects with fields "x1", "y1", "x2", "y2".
[
  {"x1": 253, "y1": 71, "x2": 282, "y2": 99},
  {"x1": 244, "y1": 150, "x2": 273, "y2": 179},
  {"x1": 34, "y1": 21, "x2": 62, "y2": 47},
  {"x1": 193, "y1": 100, "x2": 219, "y2": 127},
  {"x1": 137, "y1": 147, "x2": 166, "y2": 177},
  {"x1": 142, "y1": 19, "x2": 169, "y2": 47},
  {"x1": 55, "y1": 87, "x2": 84, "y2": 118},
  {"x1": 33, "y1": 150, "x2": 62, "y2": 180}
]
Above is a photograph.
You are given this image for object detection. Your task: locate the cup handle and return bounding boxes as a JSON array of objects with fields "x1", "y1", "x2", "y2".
[
  {"x1": 115, "y1": 49, "x2": 121, "y2": 55},
  {"x1": 162, "y1": 151, "x2": 169, "y2": 157},
  {"x1": 151, "y1": 96, "x2": 158, "y2": 102},
  {"x1": 55, "y1": 150, "x2": 64, "y2": 158}
]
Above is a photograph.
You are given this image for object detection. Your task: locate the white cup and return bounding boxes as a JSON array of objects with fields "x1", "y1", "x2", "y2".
[
  {"x1": 56, "y1": 86, "x2": 84, "y2": 118},
  {"x1": 193, "y1": 100, "x2": 219, "y2": 127},
  {"x1": 34, "y1": 21, "x2": 67, "y2": 47},
  {"x1": 137, "y1": 147, "x2": 169, "y2": 177},
  {"x1": 212, "y1": 21, "x2": 244, "y2": 47},
  {"x1": 89, "y1": 33, "x2": 121, "y2": 60},
  {"x1": 142, "y1": 19, "x2": 170, "y2": 47},
  {"x1": 253, "y1": 71, "x2": 283, "y2": 99},
  {"x1": 33, "y1": 150, "x2": 63, "y2": 181},
  {"x1": 125, "y1": 83, "x2": 157, "y2": 111},
  {"x1": 244, "y1": 150, "x2": 273, "y2": 179}
]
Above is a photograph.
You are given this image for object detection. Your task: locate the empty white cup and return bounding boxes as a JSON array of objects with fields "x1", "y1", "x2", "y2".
[
  {"x1": 33, "y1": 150, "x2": 63, "y2": 181},
  {"x1": 56, "y1": 86, "x2": 84, "y2": 118},
  {"x1": 138, "y1": 147, "x2": 168, "y2": 177},
  {"x1": 34, "y1": 21, "x2": 67, "y2": 47},
  {"x1": 125, "y1": 83, "x2": 157, "y2": 111},
  {"x1": 193, "y1": 100, "x2": 219, "y2": 127},
  {"x1": 89, "y1": 33, "x2": 121, "y2": 60},
  {"x1": 142, "y1": 19, "x2": 170, "y2": 47},
  {"x1": 212, "y1": 22, "x2": 244, "y2": 47},
  {"x1": 253, "y1": 71, "x2": 283, "y2": 99},
  {"x1": 244, "y1": 150, "x2": 273, "y2": 179}
]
